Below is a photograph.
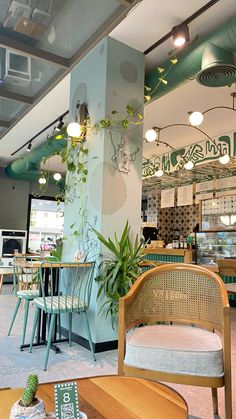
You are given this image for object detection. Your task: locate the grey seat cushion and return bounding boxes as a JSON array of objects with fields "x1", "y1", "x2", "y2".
[{"x1": 124, "y1": 325, "x2": 223, "y2": 377}]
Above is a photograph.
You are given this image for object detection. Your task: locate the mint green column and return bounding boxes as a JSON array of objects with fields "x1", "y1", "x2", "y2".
[{"x1": 63, "y1": 37, "x2": 144, "y2": 346}]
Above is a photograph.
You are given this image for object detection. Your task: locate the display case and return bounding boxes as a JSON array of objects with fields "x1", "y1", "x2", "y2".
[
  {"x1": 200, "y1": 195, "x2": 236, "y2": 230},
  {"x1": 195, "y1": 230, "x2": 236, "y2": 266}
]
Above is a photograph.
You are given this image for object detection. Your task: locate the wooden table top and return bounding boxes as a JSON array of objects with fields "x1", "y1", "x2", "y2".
[
  {"x1": 0, "y1": 375, "x2": 188, "y2": 419},
  {"x1": 225, "y1": 283, "x2": 236, "y2": 294}
]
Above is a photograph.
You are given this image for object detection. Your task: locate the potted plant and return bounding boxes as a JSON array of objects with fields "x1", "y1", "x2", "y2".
[
  {"x1": 10, "y1": 374, "x2": 46, "y2": 419},
  {"x1": 94, "y1": 221, "x2": 146, "y2": 328}
]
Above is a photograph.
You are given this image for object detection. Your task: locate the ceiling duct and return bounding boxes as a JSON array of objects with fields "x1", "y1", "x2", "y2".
[
  {"x1": 5, "y1": 136, "x2": 66, "y2": 181},
  {"x1": 196, "y1": 42, "x2": 236, "y2": 87},
  {"x1": 145, "y1": 15, "x2": 236, "y2": 101}
]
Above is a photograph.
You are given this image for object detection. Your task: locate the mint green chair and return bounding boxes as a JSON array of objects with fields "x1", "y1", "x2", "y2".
[
  {"x1": 7, "y1": 256, "x2": 40, "y2": 348},
  {"x1": 29, "y1": 261, "x2": 95, "y2": 370}
]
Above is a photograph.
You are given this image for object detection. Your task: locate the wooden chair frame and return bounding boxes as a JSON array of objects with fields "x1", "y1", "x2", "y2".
[{"x1": 118, "y1": 263, "x2": 232, "y2": 419}]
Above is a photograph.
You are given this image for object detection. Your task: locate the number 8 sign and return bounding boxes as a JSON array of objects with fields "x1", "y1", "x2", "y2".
[{"x1": 54, "y1": 382, "x2": 80, "y2": 419}]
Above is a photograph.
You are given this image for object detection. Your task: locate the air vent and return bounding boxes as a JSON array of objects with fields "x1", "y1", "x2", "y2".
[
  {"x1": 197, "y1": 63, "x2": 236, "y2": 87},
  {"x1": 196, "y1": 42, "x2": 236, "y2": 87}
]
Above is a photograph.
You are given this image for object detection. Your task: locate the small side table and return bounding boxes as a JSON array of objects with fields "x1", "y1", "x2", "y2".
[{"x1": 0, "y1": 267, "x2": 13, "y2": 294}]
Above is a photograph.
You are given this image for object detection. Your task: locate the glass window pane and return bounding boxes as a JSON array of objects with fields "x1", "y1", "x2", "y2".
[
  {"x1": 0, "y1": 47, "x2": 63, "y2": 96},
  {"x1": 0, "y1": 97, "x2": 27, "y2": 120},
  {"x1": 0, "y1": 0, "x2": 122, "y2": 58}
]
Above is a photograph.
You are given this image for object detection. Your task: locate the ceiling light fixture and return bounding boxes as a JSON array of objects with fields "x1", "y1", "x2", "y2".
[
  {"x1": 172, "y1": 23, "x2": 189, "y2": 47},
  {"x1": 26, "y1": 141, "x2": 32, "y2": 152},
  {"x1": 155, "y1": 169, "x2": 164, "y2": 177},
  {"x1": 145, "y1": 129, "x2": 157, "y2": 142},
  {"x1": 53, "y1": 172, "x2": 62, "y2": 181},
  {"x1": 188, "y1": 111, "x2": 204, "y2": 127},
  {"x1": 39, "y1": 177, "x2": 47, "y2": 185},
  {"x1": 67, "y1": 102, "x2": 88, "y2": 140},
  {"x1": 144, "y1": 121, "x2": 228, "y2": 176},
  {"x1": 219, "y1": 154, "x2": 230, "y2": 165},
  {"x1": 55, "y1": 117, "x2": 64, "y2": 132},
  {"x1": 67, "y1": 122, "x2": 82, "y2": 138},
  {"x1": 188, "y1": 92, "x2": 236, "y2": 128},
  {"x1": 184, "y1": 160, "x2": 194, "y2": 170}
]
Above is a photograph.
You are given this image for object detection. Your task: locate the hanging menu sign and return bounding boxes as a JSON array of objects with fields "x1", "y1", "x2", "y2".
[
  {"x1": 216, "y1": 176, "x2": 236, "y2": 191},
  {"x1": 177, "y1": 184, "x2": 193, "y2": 207},
  {"x1": 161, "y1": 188, "x2": 175, "y2": 208},
  {"x1": 196, "y1": 180, "x2": 214, "y2": 193}
]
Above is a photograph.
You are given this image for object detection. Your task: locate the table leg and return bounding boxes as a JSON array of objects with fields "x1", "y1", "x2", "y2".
[{"x1": 0, "y1": 274, "x2": 3, "y2": 294}]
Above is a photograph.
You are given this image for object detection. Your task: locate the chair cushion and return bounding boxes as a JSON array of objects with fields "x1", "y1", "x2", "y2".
[
  {"x1": 124, "y1": 325, "x2": 223, "y2": 377},
  {"x1": 33, "y1": 296, "x2": 87, "y2": 313},
  {"x1": 17, "y1": 289, "x2": 39, "y2": 300}
]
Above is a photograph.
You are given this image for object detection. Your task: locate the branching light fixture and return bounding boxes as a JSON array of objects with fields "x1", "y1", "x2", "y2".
[{"x1": 144, "y1": 120, "x2": 230, "y2": 177}]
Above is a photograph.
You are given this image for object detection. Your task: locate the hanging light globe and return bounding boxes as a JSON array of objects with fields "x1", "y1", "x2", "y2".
[
  {"x1": 219, "y1": 154, "x2": 230, "y2": 165},
  {"x1": 145, "y1": 129, "x2": 157, "y2": 142},
  {"x1": 155, "y1": 169, "x2": 164, "y2": 177},
  {"x1": 53, "y1": 172, "x2": 62, "y2": 181},
  {"x1": 39, "y1": 177, "x2": 46, "y2": 185},
  {"x1": 67, "y1": 122, "x2": 81, "y2": 138},
  {"x1": 189, "y1": 111, "x2": 204, "y2": 126},
  {"x1": 184, "y1": 160, "x2": 194, "y2": 170}
]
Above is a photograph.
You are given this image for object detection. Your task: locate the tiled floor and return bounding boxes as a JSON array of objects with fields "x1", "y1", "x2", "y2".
[{"x1": 0, "y1": 285, "x2": 235, "y2": 418}]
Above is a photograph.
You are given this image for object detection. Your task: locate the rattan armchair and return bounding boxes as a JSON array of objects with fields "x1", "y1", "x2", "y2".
[{"x1": 118, "y1": 263, "x2": 232, "y2": 418}]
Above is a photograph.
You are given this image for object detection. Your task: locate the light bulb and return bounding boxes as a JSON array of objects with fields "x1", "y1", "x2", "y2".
[
  {"x1": 67, "y1": 122, "x2": 82, "y2": 138},
  {"x1": 219, "y1": 154, "x2": 230, "y2": 165},
  {"x1": 145, "y1": 129, "x2": 157, "y2": 142},
  {"x1": 53, "y1": 172, "x2": 62, "y2": 181},
  {"x1": 155, "y1": 169, "x2": 164, "y2": 177},
  {"x1": 184, "y1": 160, "x2": 194, "y2": 170},
  {"x1": 189, "y1": 111, "x2": 204, "y2": 126},
  {"x1": 39, "y1": 177, "x2": 46, "y2": 185},
  {"x1": 174, "y1": 36, "x2": 185, "y2": 47}
]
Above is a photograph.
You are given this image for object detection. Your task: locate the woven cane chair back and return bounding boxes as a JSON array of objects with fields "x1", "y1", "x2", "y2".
[{"x1": 124, "y1": 264, "x2": 228, "y2": 333}]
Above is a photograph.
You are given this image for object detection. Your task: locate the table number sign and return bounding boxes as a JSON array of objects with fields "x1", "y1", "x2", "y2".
[{"x1": 54, "y1": 381, "x2": 80, "y2": 419}]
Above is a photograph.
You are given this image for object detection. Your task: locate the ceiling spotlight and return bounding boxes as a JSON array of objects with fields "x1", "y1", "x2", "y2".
[
  {"x1": 172, "y1": 23, "x2": 189, "y2": 47},
  {"x1": 67, "y1": 122, "x2": 82, "y2": 138},
  {"x1": 55, "y1": 117, "x2": 64, "y2": 132},
  {"x1": 26, "y1": 142, "x2": 32, "y2": 152},
  {"x1": 39, "y1": 177, "x2": 47, "y2": 185},
  {"x1": 189, "y1": 111, "x2": 204, "y2": 126},
  {"x1": 53, "y1": 172, "x2": 62, "y2": 181},
  {"x1": 155, "y1": 169, "x2": 164, "y2": 177},
  {"x1": 184, "y1": 160, "x2": 194, "y2": 170},
  {"x1": 219, "y1": 154, "x2": 230, "y2": 165},
  {"x1": 145, "y1": 129, "x2": 157, "y2": 142}
]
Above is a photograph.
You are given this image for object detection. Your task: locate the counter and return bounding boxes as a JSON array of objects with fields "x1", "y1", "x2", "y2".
[{"x1": 142, "y1": 248, "x2": 193, "y2": 264}]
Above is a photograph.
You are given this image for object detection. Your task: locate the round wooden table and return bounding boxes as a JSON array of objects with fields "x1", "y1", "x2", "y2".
[{"x1": 0, "y1": 375, "x2": 188, "y2": 418}]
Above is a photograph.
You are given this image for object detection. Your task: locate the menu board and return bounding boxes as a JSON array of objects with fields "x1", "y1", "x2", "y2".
[
  {"x1": 196, "y1": 180, "x2": 214, "y2": 193},
  {"x1": 216, "y1": 176, "x2": 236, "y2": 191},
  {"x1": 161, "y1": 188, "x2": 175, "y2": 208},
  {"x1": 177, "y1": 184, "x2": 193, "y2": 207}
]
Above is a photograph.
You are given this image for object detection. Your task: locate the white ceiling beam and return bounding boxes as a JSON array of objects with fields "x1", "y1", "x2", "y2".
[
  {"x1": 0, "y1": 35, "x2": 70, "y2": 68},
  {"x1": 0, "y1": 88, "x2": 33, "y2": 104}
]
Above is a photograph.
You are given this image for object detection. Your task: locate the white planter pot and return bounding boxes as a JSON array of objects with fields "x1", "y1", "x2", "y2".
[{"x1": 10, "y1": 398, "x2": 46, "y2": 419}]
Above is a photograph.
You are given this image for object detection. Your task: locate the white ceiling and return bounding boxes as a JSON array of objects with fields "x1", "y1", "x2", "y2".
[{"x1": 0, "y1": 0, "x2": 236, "y2": 166}]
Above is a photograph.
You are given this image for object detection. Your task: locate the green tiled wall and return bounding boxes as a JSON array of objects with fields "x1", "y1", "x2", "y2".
[
  {"x1": 219, "y1": 274, "x2": 236, "y2": 301},
  {"x1": 144, "y1": 253, "x2": 184, "y2": 263}
]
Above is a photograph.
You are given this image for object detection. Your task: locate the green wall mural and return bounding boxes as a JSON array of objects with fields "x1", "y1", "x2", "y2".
[{"x1": 143, "y1": 130, "x2": 236, "y2": 176}]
